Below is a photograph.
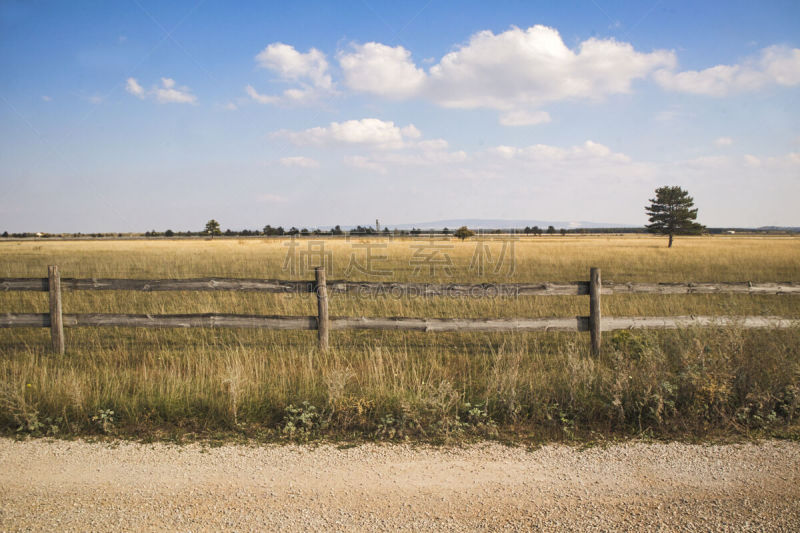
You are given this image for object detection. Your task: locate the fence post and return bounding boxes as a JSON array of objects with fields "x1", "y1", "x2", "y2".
[
  {"x1": 589, "y1": 267, "x2": 601, "y2": 356},
  {"x1": 48, "y1": 265, "x2": 65, "y2": 354},
  {"x1": 315, "y1": 266, "x2": 329, "y2": 351}
]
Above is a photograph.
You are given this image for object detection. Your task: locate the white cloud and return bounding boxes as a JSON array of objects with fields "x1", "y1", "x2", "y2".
[
  {"x1": 256, "y1": 43, "x2": 331, "y2": 89},
  {"x1": 274, "y1": 118, "x2": 420, "y2": 149},
  {"x1": 763, "y1": 46, "x2": 800, "y2": 85},
  {"x1": 343, "y1": 155, "x2": 387, "y2": 174},
  {"x1": 223, "y1": 102, "x2": 238, "y2": 111},
  {"x1": 153, "y1": 77, "x2": 196, "y2": 104},
  {"x1": 715, "y1": 137, "x2": 733, "y2": 146},
  {"x1": 126, "y1": 77, "x2": 196, "y2": 104},
  {"x1": 339, "y1": 42, "x2": 426, "y2": 98},
  {"x1": 487, "y1": 140, "x2": 630, "y2": 163},
  {"x1": 675, "y1": 151, "x2": 800, "y2": 181},
  {"x1": 41, "y1": 95, "x2": 52, "y2": 102},
  {"x1": 245, "y1": 84, "x2": 279, "y2": 104},
  {"x1": 338, "y1": 137, "x2": 633, "y2": 177},
  {"x1": 336, "y1": 137, "x2": 653, "y2": 210},
  {"x1": 426, "y1": 26, "x2": 674, "y2": 109},
  {"x1": 279, "y1": 156, "x2": 320, "y2": 168},
  {"x1": 125, "y1": 77, "x2": 145, "y2": 98},
  {"x1": 337, "y1": 25, "x2": 674, "y2": 124},
  {"x1": 498, "y1": 110, "x2": 551, "y2": 126},
  {"x1": 737, "y1": 152, "x2": 800, "y2": 169},
  {"x1": 400, "y1": 124, "x2": 421, "y2": 139},
  {"x1": 276, "y1": 120, "x2": 466, "y2": 172},
  {"x1": 655, "y1": 65, "x2": 751, "y2": 96},
  {"x1": 248, "y1": 43, "x2": 333, "y2": 105},
  {"x1": 487, "y1": 145, "x2": 518, "y2": 159},
  {"x1": 655, "y1": 45, "x2": 800, "y2": 96},
  {"x1": 352, "y1": 139, "x2": 468, "y2": 169},
  {"x1": 283, "y1": 87, "x2": 316, "y2": 102}
]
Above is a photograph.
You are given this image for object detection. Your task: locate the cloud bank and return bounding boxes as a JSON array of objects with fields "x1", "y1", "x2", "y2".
[{"x1": 246, "y1": 25, "x2": 800, "y2": 124}]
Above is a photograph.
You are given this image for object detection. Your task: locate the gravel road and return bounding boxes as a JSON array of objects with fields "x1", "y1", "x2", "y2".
[{"x1": 1, "y1": 438, "x2": 798, "y2": 531}]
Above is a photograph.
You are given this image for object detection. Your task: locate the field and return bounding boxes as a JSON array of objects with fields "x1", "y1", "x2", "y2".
[{"x1": 1, "y1": 235, "x2": 799, "y2": 442}]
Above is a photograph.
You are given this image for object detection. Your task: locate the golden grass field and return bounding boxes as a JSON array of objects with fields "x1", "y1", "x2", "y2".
[{"x1": 1, "y1": 235, "x2": 799, "y2": 441}]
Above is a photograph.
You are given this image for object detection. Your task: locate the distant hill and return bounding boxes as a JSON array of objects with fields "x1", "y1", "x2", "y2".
[{"x1": 756, "y1": 226, "x2": 800, "y2": 232}]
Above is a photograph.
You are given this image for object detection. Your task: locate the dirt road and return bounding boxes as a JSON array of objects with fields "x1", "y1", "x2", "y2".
[{"x1": 1, "y1": 438, "x2": 798, "y2": 531}]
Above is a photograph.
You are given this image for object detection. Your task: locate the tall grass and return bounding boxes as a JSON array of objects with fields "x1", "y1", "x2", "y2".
[{"x1": 1, "y1": 235, "x2": 798, "y2": 441}]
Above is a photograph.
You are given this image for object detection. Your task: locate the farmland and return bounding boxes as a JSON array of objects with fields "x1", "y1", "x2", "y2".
[{"x1": 1, "y1": 235, "x2": 799, "y2": 441}]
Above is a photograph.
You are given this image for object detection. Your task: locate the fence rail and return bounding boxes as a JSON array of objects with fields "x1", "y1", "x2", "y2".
[
  {"x1": 2, "y1": 313, "x2": 797, "y2": 332},
  {"x1": 2, "y1": 278, "x2": 799, "y2": 295},
  {"x1": 1, "y1": 267, "x2": 798, "y2": 355}
]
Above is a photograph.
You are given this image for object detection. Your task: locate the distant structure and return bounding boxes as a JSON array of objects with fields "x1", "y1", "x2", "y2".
[{"x1": 376, "y1": 219, "x2": 380, "y2": 233}]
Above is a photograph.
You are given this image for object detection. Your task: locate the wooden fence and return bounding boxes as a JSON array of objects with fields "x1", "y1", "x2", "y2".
[{"x1": 1, "y1": 266, "x2": 799, "y2": 355}]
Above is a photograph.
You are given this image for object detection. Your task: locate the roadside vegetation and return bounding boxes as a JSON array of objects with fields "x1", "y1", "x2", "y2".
[{"x1": 1, "y1": 236, "x2": 798, "y2": 443}]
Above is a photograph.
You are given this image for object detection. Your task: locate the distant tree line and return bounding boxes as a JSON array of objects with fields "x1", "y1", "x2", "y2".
[
  {"x1": 2, "y1": 222, "x2": 796, "y2": 240},
  {"x1": 0, "y1": 231, "x2": 130, "y2": 238},
  {"x1": 2, "y1": 227, "x2": 795, "y2": 239}
]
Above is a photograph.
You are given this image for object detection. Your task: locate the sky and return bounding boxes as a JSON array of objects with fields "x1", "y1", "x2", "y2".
[{"x1": 1, "y1": 0, "x2": 799, "y2": 232}]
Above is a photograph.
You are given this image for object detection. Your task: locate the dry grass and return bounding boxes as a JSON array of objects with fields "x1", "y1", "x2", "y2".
[{"x1": 1, "y1": 235, "x2": 799, "y2": 441}]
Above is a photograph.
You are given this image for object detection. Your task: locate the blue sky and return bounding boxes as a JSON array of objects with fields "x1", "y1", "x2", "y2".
[{"x1": 1, "y1": 0, "x2": 799, "y2": 232}]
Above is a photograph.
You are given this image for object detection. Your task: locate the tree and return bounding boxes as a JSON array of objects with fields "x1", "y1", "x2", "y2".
[
  {"x1": 453, "y1": 226, "x2": 475, "y2": 240},
  {"x1": 204, "y1": 219, "x2": 221, "y2": 238},
  {"x1": 645, "y1": 186, "x2": 705, "y2": 247},
  {"x1": 546, "y1": 225, "x2": 555, "y2": 234}
]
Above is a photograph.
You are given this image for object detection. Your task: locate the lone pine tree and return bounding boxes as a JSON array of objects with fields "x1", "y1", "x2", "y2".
[
  {"x1": 645, "y1": 186, "x2": 705, "y2": 247},
  {"x1": 204, "y1": 219, "x2": 222, "y2": 238}
]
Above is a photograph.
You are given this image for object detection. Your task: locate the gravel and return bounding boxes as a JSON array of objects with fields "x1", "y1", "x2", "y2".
[{"x1": 1, "y1": 438, "x2": 798, "y2": 531}]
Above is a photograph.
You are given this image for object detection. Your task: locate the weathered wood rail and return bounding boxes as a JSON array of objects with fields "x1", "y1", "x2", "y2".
[
  {"x1": 1, "y1": 267, "x2": 798, "y2": 355},
  {"x1": 3, "y1": 278, "x2": 799, "y2": 295},
  {"x1": 4, "y1": 313, "x2": 795, "y2": 331}
]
